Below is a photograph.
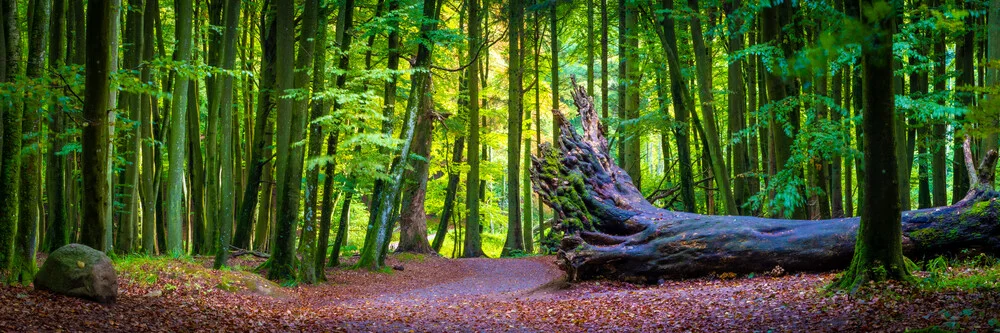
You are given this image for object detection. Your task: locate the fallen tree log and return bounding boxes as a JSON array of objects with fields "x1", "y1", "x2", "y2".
[{"x1": 530, "y1": 80, "x2": 1000, "y2": 282}]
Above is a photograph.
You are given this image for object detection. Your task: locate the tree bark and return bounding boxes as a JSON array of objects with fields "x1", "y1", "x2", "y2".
[
  {"x1": 81, "y1": 0, "x2": 112, "y2": 252},
  {"x1": 503, "y1": 0, "x2": 525, "y2": 256},
  {"x1": 530, "y1": 82, "x2": 1000, "y2": 283},
  {"x1": 268, "y1": 0, "x2": 297, "y2": 281},
  {"x1": 463, "y1": 0, "x2": 484, "y2": 258},
  {"x1": 238, "y1": 0, "x2": 276, "y2": 251},
  {"x1": 652, "y1": 0, "x2": 696, "y2": 213},
  {"x1": 140, "y1": 0, "x2": 158, "y2": 254},
  {"x1": 396, "y1": 0, "x2": 441, "y2": 255},
  {"x1": 44, "y1": 0, "x2": 69, "y2": 253},
  {"x1": 213, "y1": 0, "x2": 241, "y2": 270}
]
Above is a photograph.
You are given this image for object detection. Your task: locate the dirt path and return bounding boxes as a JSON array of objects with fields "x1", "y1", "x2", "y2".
[
  {"x1": 359, "y1": 257, "x2": 564, "y2": 304},
  {"x1": 3, "y1": 254, "x2": 999, "y2": 332}
]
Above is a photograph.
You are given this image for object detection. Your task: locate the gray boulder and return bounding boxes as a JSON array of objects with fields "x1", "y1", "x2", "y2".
[{"x1": 34, "y1": 244, "x2": 118, "y2": 304}]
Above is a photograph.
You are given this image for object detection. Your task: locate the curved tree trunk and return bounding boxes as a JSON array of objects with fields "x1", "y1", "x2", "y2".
[{"x1": 531, "y1": 82, "x2": 1000, "y2": 282}]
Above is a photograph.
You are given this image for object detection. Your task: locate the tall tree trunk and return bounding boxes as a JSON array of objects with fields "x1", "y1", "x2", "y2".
[
  {"x1": 953, "y1": 0, "x2": 975, "y2": 203},
  {"x1": 11, "y1": 0, "x2": 47, "y2": 283},
  {"x1": 586, "y1": 0, "x2": 594, "y2": 95},
  {"x1": 44, "y1": 0, "x2": 70, "y2": 253},
  {"x1": 433, "y1": 88, "x2": 467, "y2": 252},
  {"x1": 117, "y1": 0, "x2": 144, "y2": 254},
  {"x1": 653, "y1": 0, "x2": 696, "y2": 213},
  {"x1": 359, "y1": 0, "x2": 404, "y2": 262},
  {"x1": 165, "y1": 0, "x2": 193, "y2": 256},
  {"x1": 310, "y1": 1, "x2": 339, "y2": 277},
  {"x1": 80, "y1": 0, "x2": 112, "y2": 252},
  {"x1": 235, "y1": 0, "x2": 276, "y2": 250},
  {"x1": 140, "y1": 0, "x2": 159, "y2": 254},
  {"x1": 290, "y1": 0, "x2": 319, "y2": 282},
  {"x1": 986, "y1": 0, "x2": 1000, "y2": 154},
  {"x1": 104, "y1": 0, "x2": 120, "y2": 253},
  {"x1": 688, "y1": 0, "x2": 737, "y2": 215},
  {"x1": 620, "y1": 0, "x2": 641, "y2": 190},
  {"x1": 836, "y1": 0, "x2": 911, "y2": 291},
  {"x1": 931, "y1": 0, "x2": 947, "y2": 208},
  {"x1": 0, "y1": 0, "x2": 20, "y2": 277},
  {"x1": 726, "y1": 1, "x2": 749, "y2": 214},
  {"x1": 463, "y1": 0, "x2": 484, "y2": 258},
  {"x1": 213, "y1": 0, "x2": 242, "y2": 270},
  {"x1": 502, "y1": 0, "x2": 525, "y2": 256},
  {"x1": 550, "y1": 0, "x2": 560, "y2": 140},
  {"x1": 204, "y1": 0, "x2": 224, "y2": 253},
  {"x1": 185, "y1": 81, "x2": 205, "y2": 254},
  {"x1": 600, "y1": 0, "x2": 608, "y2": 134}
]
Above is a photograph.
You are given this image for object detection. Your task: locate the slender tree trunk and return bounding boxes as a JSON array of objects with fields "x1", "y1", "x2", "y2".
[
  {"x1": 953, "y1": 0, "x2": 975, "y2": 203},
  {"x1": 654, "y1": 0, "x2": 695, "y2": 213},
  {"x1": 117, "y1": 0, "x2": 144, "y2": 254},
  {"x1": 140, "y1": 0, "x2": 158, "y2": 254},
  {"x1": 235, "y1": 0, "x2": 276, "y2": 250},
  {"x1": 185, "y1": 80, "x2": 206, "y2": 254},
  {"x1": 290, "y1": 0, "x2": 319, "y2": 282},
  {"x1": 44, "y1": 0, "x2": 69, "y2": 253},
  {"x1": 586, "y1": 0, "x2": 594, "y2": 95},
  {"x1": 502, "y1": 0, "x2": 525, "y2": 256},
  {"x1": 931, "y1": 0, "x2": 947, "y2": 208},
  {"x1": 462, "y1": 0, "x2": 484, "y2": 258},
  {"x1": 433, "y1": 98, "x2": 466, "y2": 252},
  {"x1": 600, "y1": 0, "x2": 608, "y2": 134},
  {"x1": 0, "y1": 0, "x2": 19, "y2": 277},
  {"x1": 551, "y1": 0, "x2": 560, "y2": 140},
  {"x1": 688, "y1": 0, "x2": 737, "y2": 215},
  {"x1": 726, "y1": 1, "x2": 749, "y2": 214},
  {"x1": 310, "y1": 2, "x2": 338, "y2": 277},
  {"x1": 986, "y1": 0, "x2": 1000, "y2": 154},
  {"x1": 620, "y1": 0, "x2": 641, "y2": 189},
  {"x1": 213, "y1": 0, "x2": 242, "y2": 269},
  {"x1": 10, "y1": 0, "x2": 47, "y2": 282},
  {"x1": 164, "y1": 0, "x2": 193, "y2": 256}
]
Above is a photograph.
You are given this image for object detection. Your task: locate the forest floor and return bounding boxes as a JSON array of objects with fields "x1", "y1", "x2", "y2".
[{"x1": 1, "y1": 253, "x2": 999, "y2": 332}]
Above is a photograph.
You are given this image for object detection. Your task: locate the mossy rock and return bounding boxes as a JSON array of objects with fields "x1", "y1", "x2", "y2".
[{"x1": 34, "y1": 244, "x2": 118, "y2": 304}]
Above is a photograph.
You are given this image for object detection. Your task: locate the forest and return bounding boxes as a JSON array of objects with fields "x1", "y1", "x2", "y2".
[{"x1": 0, "y1": 0, "x2": 999, "y2": 331}]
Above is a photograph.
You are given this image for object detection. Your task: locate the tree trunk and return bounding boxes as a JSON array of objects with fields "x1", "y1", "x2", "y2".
[
  {"x1": 212, "y1": 0, "x2": 241, "y2": 270},
  {"x1": 395, "y1": 0, "x2": 440, "y2": 255},
  {"x1": 267, "y1": 0, "x2": 297, "y2": 281},
  {"x1": 140, "y1": 0, "x2": 158, "y2": 255},
  {"x1": 530, "y1": 82, "x2": 1000, "y2": 283},
  {"x1": 551, "y1": 0, "x2": 560, "y2": 140},
  {"x1": 12, "y1": 0, "x2": 48, "y2": 283},
  {"x1": 835, "y1": 0, "x2": 912, "y2": 291},
  {"x1": 80, "y1": 0, "x2": 111, "y2": 252},
  {"x1": 620, "y1": 1, "x2": 641, "y2": 189},
  {"x1": 502, "y1": 0, "x2": 525, "y2": 256},
  {"x1": 653, "y1": 0, "x2": 695, "y2": 213},
  {"x1": 726, "y1": 1, "x2": 749, "y2": 214},
  {"x1": 44, "y1": 0, "x2": 69, "y2": 253},
  {"x1": 463, "y1": 0, "x2": 484, "y2": 258},
  {"x1": 236, "y1": 0, "x2": 276, "y2": 250},
  {"x1": 953, "y1": 0, "x2": 975, "y2": 203},
  {"x1": 0, "y1": 0, "x2": 23, "y2": 281},
  {"x1": 164, "y1": 0, "x2": 193, "y2": 256}
]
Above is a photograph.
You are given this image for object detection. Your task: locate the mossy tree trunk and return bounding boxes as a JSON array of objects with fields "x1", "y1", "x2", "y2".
[
  {"x1": 531, "y1": 81, "x2": 1000, "y2": 283},
  {"x1": 834, "y1": 0, "x2": 912, "y2": 292}
]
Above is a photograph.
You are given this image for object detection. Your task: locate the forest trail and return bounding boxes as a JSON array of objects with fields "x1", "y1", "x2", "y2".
[
  {"x1": 2, "y1": 254, "x2": 998, "y2": 332},
  {"x1": 369, "y1": 257, "x2": 564, "y2": 303}
]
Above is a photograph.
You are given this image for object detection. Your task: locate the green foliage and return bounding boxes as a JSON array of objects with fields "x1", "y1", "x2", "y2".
[{"x1": 917, "y1": 254, "x2": 1000, "y2": 291}]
